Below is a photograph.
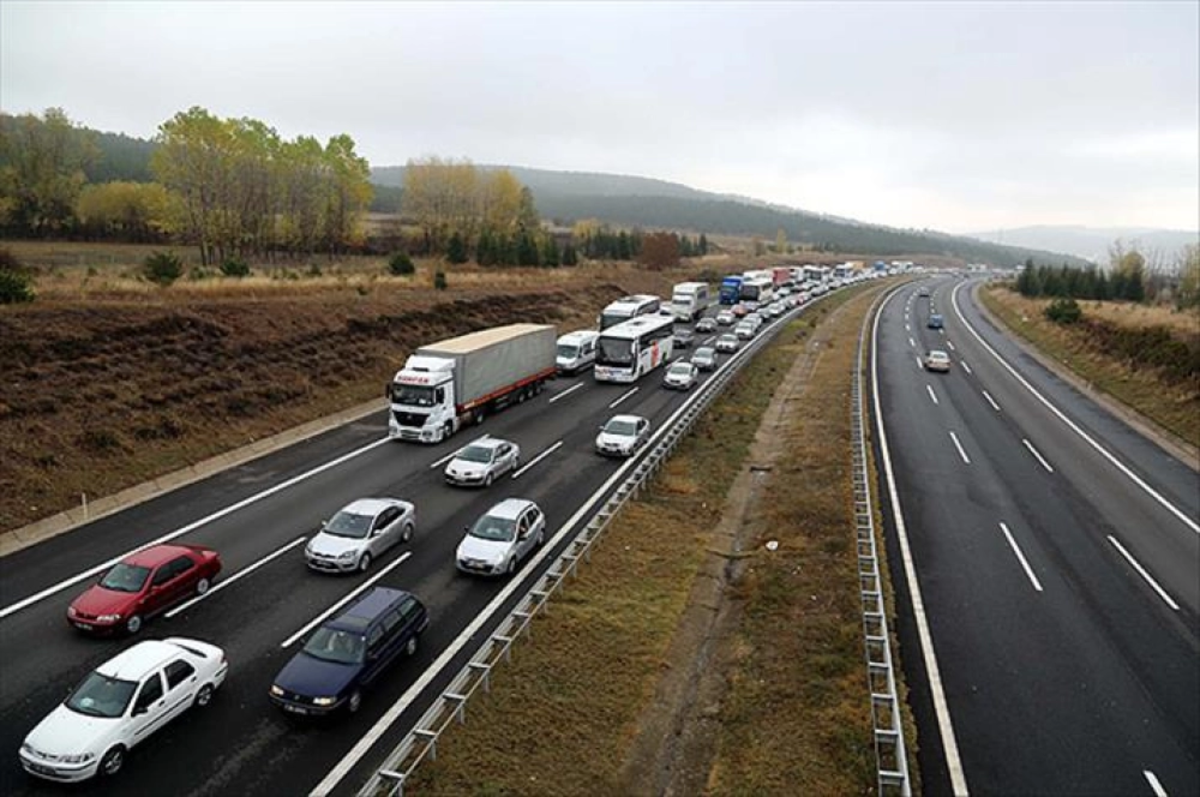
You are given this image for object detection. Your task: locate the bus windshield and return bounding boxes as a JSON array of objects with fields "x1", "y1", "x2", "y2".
[{"x1": 597, "y1": 336, "x2": 635, "y2": 366}]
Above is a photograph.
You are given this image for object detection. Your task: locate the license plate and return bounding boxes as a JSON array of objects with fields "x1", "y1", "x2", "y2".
[
  {"x1": 284, "y1": 704, "x2": 308, "y2": 715},
  {"x1": 73, "y1": 622, "x2": 92, "y2": 630},
  {"x1": 27, "y1": 762, "x2": 56, "y2": 776}
]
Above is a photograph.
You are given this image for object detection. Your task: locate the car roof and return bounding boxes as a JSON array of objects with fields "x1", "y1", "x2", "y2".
[
  {"x1": 96, "y1": 639, "x2": 197, "y2": 679},
  {"x1": 928, "y1": 350, "x2": 950, "y2": 358},
  {"x1": 338, "y1": 498, "x2": 400, "y2": 516},
  {"x1": 459, "y1": 437, "x2": 509, "y2": 452},
  {"x1": 483, "y1": 497, "x2": 538, "y2": 520},
  {"x1": 558, "y1": 330, "x2": 598, "y2": 344},
  {"x1": 328, "y1": 586, "x2": 414, "y2": 632},
  {"x1": 608, "y1": 414, "x2": 647, "y2": 426},
  {"x1": 123, "y1": 543, "x2": 196, "y2": 568},
  {"x1": 694, "y1": 346, "x2": 715, "y2": 354}
]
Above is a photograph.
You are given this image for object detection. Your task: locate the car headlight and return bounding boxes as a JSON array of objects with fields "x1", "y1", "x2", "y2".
[
  {"x1": 270, "y1": 685, "x2": 284, "y2": 697},
  {"x1": 58, "y1": 753, "x2": 95, "y2": 764},
  {"x1": 97, "y1": 613, "x2": 122, "y2": 622},
  {"x1": 338, "y1": 551, "x2": 357, "y2": 560},
  {"x1": 312, "y1": 696, "x2": 337, "y2": 707},
  {"x1": 67, "y1": 606, "x2": 77, "y2": 617}
]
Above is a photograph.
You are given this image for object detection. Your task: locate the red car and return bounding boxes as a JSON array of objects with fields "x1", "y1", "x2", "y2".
[{"x1": 67, "y1": 544, "x2": 221, "y2": 635}]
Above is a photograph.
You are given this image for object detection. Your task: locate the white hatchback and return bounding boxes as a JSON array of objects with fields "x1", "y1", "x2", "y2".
[
  {"x1": 444, "y1": 438, "x2": 521, "y2": 487},
  {"x1": 456, "y1": 498, "x2": 546, "y2": 576},
  {"x1": 20, "y1": 638, "x2": 227, "y2": 782}
]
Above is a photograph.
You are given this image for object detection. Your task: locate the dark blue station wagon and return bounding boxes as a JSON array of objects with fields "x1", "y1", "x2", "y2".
[{"x1": 269, "y1": 587, "x2": 428, "y2": 717}]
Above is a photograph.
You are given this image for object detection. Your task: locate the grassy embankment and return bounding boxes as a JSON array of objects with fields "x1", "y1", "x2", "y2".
[
  {"x1": 980, "y1": 285, "x2": 1200, "y2": 450},
  {"x1": 409, "y1": 284, "x2": 907, "y2": 795}
]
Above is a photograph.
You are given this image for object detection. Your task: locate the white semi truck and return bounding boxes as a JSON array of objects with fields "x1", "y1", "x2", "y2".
[{"x1": 388, "y1": 323, "x2": 557, "y2": 443}]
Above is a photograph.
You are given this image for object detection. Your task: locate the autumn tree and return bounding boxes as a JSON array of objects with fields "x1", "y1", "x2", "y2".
[
  {"x1": 0, "y1": 108, "x2": 99, "y2": 235},
  {"x1": 76, "y1": 181, "x2": 175, "y2": 242},
  {"x1": 639, "y1": 232, "x2": 680, "y2": 269}
]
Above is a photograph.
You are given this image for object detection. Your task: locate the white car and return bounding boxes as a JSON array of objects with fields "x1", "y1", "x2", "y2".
[
  {"x1": 456, "y1": 498, "x2": 546, "y2": 576},
  {"x1": 444, "y1": 438, "x2": 520, "y2": 487},
  {"x1": 923, "y1": 350, "x2": 952, "y2": 373},
  {"x1": 735, "y1": 321, "x2": 756, "y2": 340},
  {"x1": 595, "y1": 414, "x2": 651, "y2": 457},
  {"x1": 715, "y1": 333, "x2": 740, "y2": 353},
  {"x1": 20, "y1": 638, "x2": 227, "y2": 782},
  {"x1": 663, "y1": 361, "x2": 699, "y2": 390},
  {"x1": 716, "y1": 310, "x2": 735, "y2": 326},
  {"x1": 305, "y1": 497, "x2": 415, "y2": 573}
]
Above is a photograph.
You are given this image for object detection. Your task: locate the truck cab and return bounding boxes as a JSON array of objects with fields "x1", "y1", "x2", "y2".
[{"x1": 389, "y1": 356, "x2": 458, "y2": 443}]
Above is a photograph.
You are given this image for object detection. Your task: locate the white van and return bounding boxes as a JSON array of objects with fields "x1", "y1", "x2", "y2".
[{"x1": 556, "y1": 330, "x2": 599, "y2": 374}]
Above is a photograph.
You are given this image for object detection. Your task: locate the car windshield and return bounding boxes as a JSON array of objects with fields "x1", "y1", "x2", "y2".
[
  {"x1": 604, "y1": 419, "x2": 638, "y2": 436},
  {"x1": 65, "y1": 671, "x2": 137, "y2": 718},
  {"x1": 470, "y1": 514, "x2": 516, "y2": 542},
  {"x1": 668, "y1": 364, "x2": 691, "y2": 376},
  {"x1": 720, "y1": 335, "x2": 737, "y2": 344},
  {"x1": 99, "y1": 563, "x2": 150, "y2": 593},
  {"x1": 324, "y1": 510, "x2": 373, "y2": 539},
  {"x1": 694, "y1": 348, "x2": 714, "y2": 359},
  {"x1": 303, "y1": 627, "x2": 366, "y2": 665},
  {"x1": 557, "y1": 344, "x2": 579, "y2": 359},
  {"x1": 392, "y1": 384, "x2": 435, "y2": 407},
  {"x1": 455, "y1": 445, "x2": 494, "y2": 464}
]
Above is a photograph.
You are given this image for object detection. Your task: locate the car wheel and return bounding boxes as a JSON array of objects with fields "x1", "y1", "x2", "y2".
[
  {"x1": 347, "y1": 690, "x2": 363, "y2": 714},
  {"x1": 511, "y1": 456, "x2": 520, "y2": 474},
  {"x1": 196, "y1": 577, "x2": 211, "y2": 596},
  {"x1": 357, "y1": 552, "x2": 372, "y2": 573},
  {"x1": 405, "y1": 636, "x2": 418, "y2": 657},
  {"x1": 506, "y1": 557, "x2": 517, "y2": 576},
  {"x1": 401, "y1": 523, "x2": 414, "y2": 543},
  {"x1": 99, "y1": 746, "x2": 126, "y2": 778},
  {"x1": 125, "y1": 614, "x2": 143, "y2": 635},
  {"x1": 536, "y1": 529, "x2": 544, "y2": 547},
  {"x1": 484, "y1": 472, "x2": 494, "y2": 487},
  {"x1": 194, "y1": 684, "x2": 214, "y2": 708}
]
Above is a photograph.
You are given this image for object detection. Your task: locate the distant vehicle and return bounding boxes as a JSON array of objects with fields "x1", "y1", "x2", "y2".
[
  {"x1": 918, "y1": 287, "x2": 931, "y2": 298},
  {"x1": 269, "y1": 587, "x2": 426, "y2": 717},
  {"x1": 716, "y1": 310, "x2": 736, "y2": 326},
  {"x1": 68, "y1": 544, "x2": 222, "y2": 636},
  {"x1": 305, "y1": 498, "x2": 415, "y2": 573},
  {"x1": 691, "y1": 346, "x2": 718, "y2": 371},
  {"x1": 598, "y1": 294, "x2": 660, "y2": 330},
  {"x1": 556, "y1": 330, "x2": 599, "y2": 374},
  {"x1": 734, "y1": 321, "x2": 756, "y2": 340},
  {"x1": 672, "y1": 327, "x2": 696, "y2": 348},
  {"x1": 595, "y1": 414, "x2": 651, "y2": 457},
  {"x1": 21, "y1": 637, "x2": 227, "y2": 781},
  {"x1": 444, "y1": 438, "x2": 520, "y2": 487},
  {"x1": 663, "y1": 361, "x2": 699, "y2": 390},
  {"x1": 669, "y1": 282, "x2": 711, "y2": 321},
  {"x1": 732, "y1": 303, "x2": 750, "y2": 318},
  {"x1": 456, "y1": 498, "x2": 546, "y2": 576},
  {"x1": 802, "y1": 265, "x2": 828, "y2": 284},
  {"x1": 715, "y1": 334, "x2": 740, "y2": 353},
  {"x1": 740, "y1": 277, "x2": 773, "y2": 305},
  {"x1": 923, "y1": 350, "x2": 952, "y2": 373},
  {"x1": 695, "y1": 317, "x2": 717, "y2": 333},
  {"x1": 594, "y1": 314, "x2": 675, "y2": 384},
  {"x1": 928, "y1": 313, "x2": 945, "y2": 330},
  {"x1": 389, "y1": 324, "x2": 556, "y2": 443},
  {"x1": 719, "y1": 276, "x2": 744, "y2": 306},
  {"x1": 745, "y1": 313, "x2": 763, "y2": 330}
]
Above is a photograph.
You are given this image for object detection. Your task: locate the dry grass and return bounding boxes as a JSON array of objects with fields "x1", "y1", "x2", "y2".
[
  {"x1": 409, "y1": 286, "x2": 892, "y2": 796},
  {"x1": 982, "y1": 286, "x2": 1200, "y2": 448}
]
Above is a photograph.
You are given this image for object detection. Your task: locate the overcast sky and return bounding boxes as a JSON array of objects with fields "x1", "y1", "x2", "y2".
[{"x1": 2, "y1": 1, "x2": 1197, "y2": 234}]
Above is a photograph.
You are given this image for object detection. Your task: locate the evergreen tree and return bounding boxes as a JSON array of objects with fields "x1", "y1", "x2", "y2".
[
  {"x1": 541, "y1": 236, "x2": 560, "y2": 267},
  {"x1": 446, "y1": 231, "x2": 468, "y2": 264},
  {"x1": 617, "y1": 231, "x2": 631, "y2": 260},
  {"x1": 562, "y1": 242, "x2": 578, "y2": 266},
  {"x1": 699, "y1": 233, "x2": 709, "y2": 255},
  {"x1": 517, "y1": 231, "x2": 540, "y2": 266}
]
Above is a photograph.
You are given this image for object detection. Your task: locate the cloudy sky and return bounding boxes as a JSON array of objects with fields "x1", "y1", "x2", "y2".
[{"x1": 2, "y1": 1, "x2": 1196, "y2": 234}]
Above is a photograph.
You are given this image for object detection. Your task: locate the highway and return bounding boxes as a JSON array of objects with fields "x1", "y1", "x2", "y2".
[
  {"x1": 872, "y1": 278, "x2": 1199, "y2": 796},
  {"x1": 0, "y1": 288, "x2": 826, "y2": 796}
]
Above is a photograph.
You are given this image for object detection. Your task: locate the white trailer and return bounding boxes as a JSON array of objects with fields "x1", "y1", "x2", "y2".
[{"x1": 669, "y1": 282, "x2": 711, "y2": 321}]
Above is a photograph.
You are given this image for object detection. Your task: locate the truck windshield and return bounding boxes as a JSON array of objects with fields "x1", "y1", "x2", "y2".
[
  {"x1": 392, "y1": 383, "x2": 435, "y2": 406},
  {"x1": 597, "y1": 337, "x2": 635, "y2": 366}
]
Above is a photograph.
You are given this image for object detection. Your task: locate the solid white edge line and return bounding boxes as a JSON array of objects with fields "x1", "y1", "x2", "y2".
[
  {"x1": 165, "y1": 536, "x2": 307, "y2": 619},
  {"x1": 949, "y1": 430, "x2": 971, "y2": 464},
  {"x1": 999, "y1": 522, "x2": 1044, "y2": 592},
  {"x1": 607, "y1": 385, "x2": 639, "y2": 408},
  {"x1": 511, "y1": 440, "x2": 564, "y2": 479},
  {"x1": 0, "y1": 437, "x2": 392, "y2": 621},
  {"x1": 962, "y1": 361, "x2": 973, "y2": 375},
  {"x1": 1144, "y1": 770, "x2": 1169, "y2": 797},
  {"x1": 429, "y1": 434, "x2": 489, "y2": 470},
  {"x1": 1022, "y1": 439, "x2": 1055, "y2": 473},
  {"x1": 280, "y1": 552, "x2": 414, "y2": 648},
  {"x1": 981, "y1": 390, "x2": 1000, "y2": 412},
  {"x1": 1107, "y1": 536, "x2": 1180, "y2": 611},
  {"x1": 547, "y1": 382, "x2": 584, "y2": 404},
  {"x1": 926, "y1": 384, "x2": 939, "y2": 405},
  {"x1": 312, "y1": 291, "x2": 815, "y2": 796},
  {"x1": 872, "y1": 284, "x2": 970, "y2": 795},
  {"x1": 952, "y1": 283, "x2": 1199, "y2": 535}
]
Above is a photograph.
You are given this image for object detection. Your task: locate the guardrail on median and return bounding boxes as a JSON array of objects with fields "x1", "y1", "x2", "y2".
[
  {"x1": 852, "y1": 287, "x2": 912, "y2": 796},
  {"x1": 356, "y1": 297, "x2": 818, "y2": 797}
]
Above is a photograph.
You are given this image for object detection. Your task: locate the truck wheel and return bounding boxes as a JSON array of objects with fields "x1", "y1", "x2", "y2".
[
  {"x1": 442, "y1": 422, "x2": 452, "y2": 442},
  {"x1": 475, "y1": 407, "x2": 486, "y2": 425}
]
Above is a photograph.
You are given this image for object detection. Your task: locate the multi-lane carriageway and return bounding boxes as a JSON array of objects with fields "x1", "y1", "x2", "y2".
[
  {"x1": 874, "y1": 279, "x2": 1198, "y2": 796},
  {"x1": 0, "y1": 291, "x2": 827, "y2": 797}
]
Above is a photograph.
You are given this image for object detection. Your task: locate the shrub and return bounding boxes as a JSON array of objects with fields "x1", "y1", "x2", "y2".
[
  {"x1": 220, "y1": 257, "x2": 251, "y2": 278},
  {"x1": 306, "y1": 263, "x2": 323, "y2": 278},
  {"x1": 388, "y1": 252, "x2": 415, "y2": 276},
  {"x1": 142, "y1": 252, "x2": 183, "y2": 286},
  {"x1": 433, "y1": 270, "x2": 447, "y2": 290},
  {"x1": 1044, "y1": 297, "x2": 1082, "y2": 324},
  {"x1": 0, "y1": 268, "x2": 35, "y2": 304}
]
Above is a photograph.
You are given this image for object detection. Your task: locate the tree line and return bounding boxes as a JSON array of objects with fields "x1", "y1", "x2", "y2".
[{"x1": 1014, "y1": 242, "x2": 1200, "y2": 309}]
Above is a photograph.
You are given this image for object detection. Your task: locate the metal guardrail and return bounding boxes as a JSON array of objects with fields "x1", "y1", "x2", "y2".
[
  {"x1": 356, "y1": 296, "x2": 819, "y2": 797},
  {"x1": 852, "y1": 288, "x2": 912, "y2": 796}
]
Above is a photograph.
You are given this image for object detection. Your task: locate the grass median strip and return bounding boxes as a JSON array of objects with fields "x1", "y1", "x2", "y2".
[{"x1": 409, "y1": 285, "x2": 904, "y2": 795}]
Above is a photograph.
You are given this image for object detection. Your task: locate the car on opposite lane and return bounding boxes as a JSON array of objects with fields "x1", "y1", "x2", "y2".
[
  {"x1": 595, "y1": 414, "x2": 651, "y2": 457},
  {"x1": 923, "y1": 350, "x2": 952, "y2": 373},
  {"x1": 663, "y1": 361, "x2": 699, "y2": 390},
  {"x1": 20, "y1": 637, "x2": 227, "y2": 782},
  {"x1": 305, "y1": 498, "x2": 415, "y2": 574},
  {"x1": 455, "y1": 498, "x2": 546, "y2": 577},
  {"x1": 67, "y1": 544, "x2": 221, "y2": 636},
  {"x1": 444, "y1": 437, "x2": 520, "y2": 487}
]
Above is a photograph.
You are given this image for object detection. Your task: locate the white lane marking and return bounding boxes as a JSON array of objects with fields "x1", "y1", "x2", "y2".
[
  {"x1": 703, "y1": 335, "x2": 716, "y2": 345},
  {"x1": 1022, "y1": 439, "x2": 1055, "y2": 473},
  {"x1": 1108, "y1": 536, "x2": 1181, "y2": 611},
  {"x1": 916, "y1": 356, "x2": 924, "y2": 370},
  {"x1": 926, "y1": 385, "x2": 939, "y2": 405},
  {"x1": 961, "y1": 360, "x2": 973, "y2": 375},
  {"x1": 511, "y1": 440, "x2": 564, "y2": 479},
  {"x1": 949, "y1": 431, "x2": 971, "y2": 464},
  {"x1": 871, "y1": 285, "x2": 970, "y2": 795},
  {"x1": 953, "y1": 283, "x2": 1199, "y2": 535},
  {"x1": 982, "y1": 390, "x2": 1000, "y2": 412},
  {"x1": 0, "y1": 438, "x2": 391, "y2": 621},
  {"x1": 548, "y1": 382, "x2": 584, "y2": 404},
  {"x1": 908, "y1": 337, "x2": 915, "y2": 347},
  {"x1": 905, "y1": 323, "x2": 911, "y2": 332},
  {"x1": 999, "y1": 522, "x2": 1044, "y2": 592},
  {"x1": 280, "y1": 552, "x2": 413, "y2": 648},
  {"x1": 607, "y1": 386, "x2": 640, "y2": 408},
  {"x1": 1144, "y1": 770, "x2": 1169, "y2": 797},
  {"x1": 166, "y1": 536, "x2": 307, "y2": 619},
  {"x1": 429, "y1": 434, "x2": 490, "y2": 469},
  {"x1": 946, "y1": 340, "x2": 956, "y2": 351}
]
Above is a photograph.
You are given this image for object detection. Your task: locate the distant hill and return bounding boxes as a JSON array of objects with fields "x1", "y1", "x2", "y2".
[{"x1": 968, "y1": 225, "x2": 1199, "y2": 265}]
